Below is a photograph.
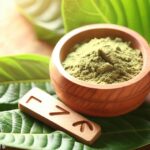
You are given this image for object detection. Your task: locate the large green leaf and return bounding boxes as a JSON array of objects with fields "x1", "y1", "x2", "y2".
[
  {"x1": 15, "y1": 0, "x2": 64, "y2": 43},
  {"x1": 0, "y1": 105, "x2": 150, "y2": 149},
  {"x1": 0, "y1": 54, "x2": 55, "y2": 111},
  {"x1": 0, "y1": 55, "x2": 150, "y2": 149},
  {"x1": 62, "y1": 0, "x2": 150, "y2": 42},
  {"x1": 0, "y1": 110, "x2": 84, "y2": 150}
]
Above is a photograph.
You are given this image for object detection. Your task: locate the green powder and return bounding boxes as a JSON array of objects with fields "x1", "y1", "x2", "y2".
[{"x1": 62, "y1": 37, "x2": 143, "y2": 84}]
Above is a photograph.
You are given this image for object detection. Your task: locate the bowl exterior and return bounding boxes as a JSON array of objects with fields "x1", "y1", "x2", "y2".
[
  {"x1": 50, "y1": 62, "x2": 150, "y2": 117},
  {"x1": 50, "y1": 24, "x2": 150, "y2": 117}
]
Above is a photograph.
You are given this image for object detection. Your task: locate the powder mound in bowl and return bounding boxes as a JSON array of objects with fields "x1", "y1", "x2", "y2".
[{"x1": 62, "y1": 37, "x2": 143, "y2": 84}]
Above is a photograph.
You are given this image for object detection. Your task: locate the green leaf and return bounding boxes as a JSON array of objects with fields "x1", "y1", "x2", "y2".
[
  {"x1": 62, "y1": 0, "x2": 150, "y2": 42},
  {"x1": 0, "y1": 105, "x2": 150, "y2": 149},
  {"x1": 0, "y1": 54, "x2": 150, "y2": 149},
  {"x1": 15, "y1": 0, "x2": 64, "y2": 43},
  {"x1": 0, "y1": 110, "x2": 89, "y2": 150},
  {"x1": 91, "y1": 103, "x2": 150, "y2": 150},
  {"x1": 0, "y1": 54, "x2": 55, "y2": 111}
]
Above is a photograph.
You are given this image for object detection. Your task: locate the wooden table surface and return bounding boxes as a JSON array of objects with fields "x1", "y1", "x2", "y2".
[
  {"x1": 0, "y1": 0, "x2": 149, "y2": 150},
  {"x1": 0, "y1": 0, "x2": 53, "y2": 56}
]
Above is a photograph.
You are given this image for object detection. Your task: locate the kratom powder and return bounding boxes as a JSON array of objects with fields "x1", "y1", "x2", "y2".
[{"x1": 62, "y1": 37, "x2": 143, "y2": 84}]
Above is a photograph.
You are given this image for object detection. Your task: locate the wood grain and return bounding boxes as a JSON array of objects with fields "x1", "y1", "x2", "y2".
[{"x1": 19, "y1": 88, "x2": 101, "y2": 145}]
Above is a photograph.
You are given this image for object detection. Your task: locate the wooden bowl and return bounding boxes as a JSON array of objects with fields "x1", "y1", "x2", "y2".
[{"x1": 50, "y1": 24, "x2": 150, "y2": 117}]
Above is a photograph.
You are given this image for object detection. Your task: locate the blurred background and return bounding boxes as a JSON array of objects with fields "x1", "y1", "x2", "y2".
[{"x1": 0, "y1": 0, "x2": 52, "y2": 56}]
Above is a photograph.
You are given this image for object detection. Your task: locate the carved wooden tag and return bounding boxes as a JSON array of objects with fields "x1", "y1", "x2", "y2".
[{"x1": 18, "y1": 88, "x2": 101, "y2": 145}]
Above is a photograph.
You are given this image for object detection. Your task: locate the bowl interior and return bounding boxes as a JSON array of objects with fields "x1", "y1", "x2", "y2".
[{"x1": 60, "y1": 27, "x2": 142, "y2": 62}]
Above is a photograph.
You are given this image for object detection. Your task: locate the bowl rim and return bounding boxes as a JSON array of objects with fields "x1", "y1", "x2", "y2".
[{"x1": 51, "y1": 24, "x2": 150, "y2": 89}]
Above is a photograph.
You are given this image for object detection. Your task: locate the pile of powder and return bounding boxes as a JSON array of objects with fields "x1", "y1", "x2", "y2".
[{"x1": 62, "y1": 37, "x2": 143, "y2": 84}]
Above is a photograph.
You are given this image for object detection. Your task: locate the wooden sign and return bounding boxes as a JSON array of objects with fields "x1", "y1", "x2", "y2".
[{"x1": 18, "y1": 88, "x2": 101, "y2": 145}]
